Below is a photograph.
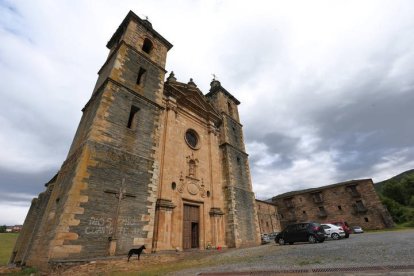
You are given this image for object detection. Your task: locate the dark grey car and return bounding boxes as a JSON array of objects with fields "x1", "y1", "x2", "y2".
[{"x1": 275, "y1": 222, "x2": 326, "y2": 245}]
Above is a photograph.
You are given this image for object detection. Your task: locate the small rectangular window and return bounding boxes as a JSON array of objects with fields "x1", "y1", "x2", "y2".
[
  {"x1": 127, "y1": 105, "x2": 139, "y2": 129},
  {"x1": 136, "y1": 67, "x2": 146, "y2": 85}
]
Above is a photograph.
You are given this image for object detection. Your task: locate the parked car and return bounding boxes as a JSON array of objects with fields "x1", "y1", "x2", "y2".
[
  {"x1": 261, "y1": 234, "x2": 271, "y2": 244},
  {"x1": 268, "y1": 232, "x2": 279, "y2": 240},
  {"x1": 329, "y1": 221, "x2": 351, "y2": 238},
  {"x1": 275, "y1": 222, "x2": 325, "y2": 245},
  {"x1": 352, "y1": 226, "x2": 364, "y2": 234},
  {"x1": 321, "y1": 223, "x2": 346, "y2": 240}
]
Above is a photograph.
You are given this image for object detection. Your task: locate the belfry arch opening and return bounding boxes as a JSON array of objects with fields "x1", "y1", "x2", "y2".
[{"x1": 142, "y1": 38, "x2": 153, "y2": 54}]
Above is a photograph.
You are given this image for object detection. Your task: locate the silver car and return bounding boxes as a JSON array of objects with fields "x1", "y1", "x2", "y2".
[
  {"x1": 321, "y1": 223, "x2": 346, "y2": 240},
  {"x1": 352, "y1": 226, "x2": 364, "y2": 234}
]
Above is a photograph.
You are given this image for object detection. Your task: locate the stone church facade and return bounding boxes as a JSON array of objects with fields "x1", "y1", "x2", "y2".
[{"x1": 10, "y1": 11, "x2": 260, "y2": 268}]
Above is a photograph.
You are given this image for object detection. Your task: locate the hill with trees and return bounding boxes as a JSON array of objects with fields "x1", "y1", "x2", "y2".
[{"x1": 375, "y1": 169, "x2": 414, "y2": 226}]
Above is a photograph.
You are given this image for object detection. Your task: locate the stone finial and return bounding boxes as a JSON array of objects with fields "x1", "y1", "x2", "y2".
[
  {"x1": 188, "y1": 78, "x2": 197, "y2": 87},
  {"x1": 166, "y1": 71, "x2": 177, "y2": 82},
  {"x1": 142, "y1": 16, "x2": 152, "y2": 29},
  {"x1": 210, "y1": 78, "x2": 221, "y2": 88}
]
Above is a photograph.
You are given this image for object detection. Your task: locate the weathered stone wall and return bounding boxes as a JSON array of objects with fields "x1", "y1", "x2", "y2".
[
  {"x1": 221, "y1": 126, "x2": 260, "y2": 246},
  {"x1": 46, "y1": 60, "x2": 165, "y2": 259},
  {"x1": 109, "y1": 43, "x2": 165, "y2": 105},
  {"x1": 93, "y1": 50, "x2": 117, "y2": 94},
  {"x1": 123, "y1": 20, "x2": 169, "y2": 69},
  {"x1": 207, "y1": 82, "x2": 260, "y2": 248},
  {"x1": 67, "y1": 87, "x2": 102, "y2": 157},
  {"x1": 273, "y1": 179, "x2": 394, "y2": 230},
  {"x1": 256, "y1": 200, "x2": 281, "y2": 234},
  {"x1": 66, "y1": 141, "x2": 156, "y2": 257},
  {"x1": 233, "y1": 187, "x2": 257, "y2": 245},
  {"x1": 26, "y1": 148, "x2": 82, "y2": 267},
  {"x1": 221, "y1": 116, "x2": 246, "y2": 153},
  {"x1": 87, "y1": 82, "x2": 163, "y2": 157},
  {"x1": 10, "y1": 196, "x2": 42, "y2": 265},
  {"x1": 206, "y1": 89, "x2": 240, "y2": 122}
]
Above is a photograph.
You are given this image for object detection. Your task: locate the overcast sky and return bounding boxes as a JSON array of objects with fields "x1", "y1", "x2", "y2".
[{"x1": 1, "y1": 0, "x2": 414, "y2": 225}]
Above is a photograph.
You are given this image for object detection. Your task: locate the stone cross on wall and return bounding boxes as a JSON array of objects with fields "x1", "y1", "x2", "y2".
[{"x1": 104, "y1": 178, "x2": 136, "y2": 255}]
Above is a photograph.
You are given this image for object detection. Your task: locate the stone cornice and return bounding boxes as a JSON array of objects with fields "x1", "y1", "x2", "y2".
[
  {"x1": 97, "y1": 41, "x2": 168, "y2": 75},
  {"x1": 219, "y1": 142, "x2": 249, "y2": 157},
  {"x1": 82, "y1": 78, "x2": 165, "y2": 113},
  {"x1": 222, "y1": 112, "x2": 243, "y2": 127},
  {"x1": 209, "y1": 207, "x2": 224, "y2": 216},
  {"x1": 164, "y1": 82, "x2": 222, "y2": 126},
  {"x1": 156, "y1": 199, "x2": 176, "y2": 210},
  {"x1": 206, "y1": 84, "x2": 240, "y2": 105}
]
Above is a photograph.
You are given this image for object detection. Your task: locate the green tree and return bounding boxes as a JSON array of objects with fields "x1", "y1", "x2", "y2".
[
  {"x1": 379, "y1": 195, "x2": 405, "y2": 223},
  {"x1": 0, "y1": 225, "x2": 6, "y2": 233},
  {"x1": 382, "y1": 181, "x2": 405, "y2": 205},
  {"x1": 377, "y1": 169, "x2": 414, "y2": 225},
  {"x1": 409, "y1": 195, "x2": 414, "y2": 208}
]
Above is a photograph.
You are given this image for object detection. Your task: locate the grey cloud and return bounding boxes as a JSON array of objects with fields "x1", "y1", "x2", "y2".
[
  {"x1": 262, "y1": 132, "x2": 300, "y2": 156},
  {"x1": 0, "y1": 167, "x2": 56, "y2": 201},
  {"x1": 309, "y1": 71, "x2": 414, "y2": 177},
  {"x1": 246, "y1": 131, "x2": 301, "y2": 171},
  {"x1": 215, "y1": 23, "x2": 286, "y2": 85}
]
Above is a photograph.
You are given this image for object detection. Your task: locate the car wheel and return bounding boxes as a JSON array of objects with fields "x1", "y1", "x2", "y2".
[
  {"x1": 331, "y1": 233, "x2": 340, "y2": 240},
  {"x1": 278, "y1": 238, "x2": 285, "y2": 245},
  {"x1": 308, "y1": 235, "x2": 316, "y2": 244}
]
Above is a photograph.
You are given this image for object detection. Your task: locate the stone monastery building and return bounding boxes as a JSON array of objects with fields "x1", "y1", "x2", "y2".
[
  {"x1": 11, "y1": 11, "x2": 260, "y2": 267},
  {"x1": 272, "y1": 179, "x2": 394, "y2": 230}
]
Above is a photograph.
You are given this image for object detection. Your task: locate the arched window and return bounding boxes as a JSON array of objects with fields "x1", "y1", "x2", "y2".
[{"x1": 142, "y1": 38, "x2": 153, "y2": 54}]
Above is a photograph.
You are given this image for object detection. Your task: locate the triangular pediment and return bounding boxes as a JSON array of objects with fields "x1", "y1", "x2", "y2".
[{"x1": 164, "y1": 81, "x2": 221, "y2": 124}]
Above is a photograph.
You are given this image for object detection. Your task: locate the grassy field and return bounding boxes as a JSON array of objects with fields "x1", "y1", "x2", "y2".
[
  {"x1": 365, "y1": 223, "x2": 414, "y2": 233},
  {"x1": 0, "y1": 233, "x2": 18, "y2": 265}
]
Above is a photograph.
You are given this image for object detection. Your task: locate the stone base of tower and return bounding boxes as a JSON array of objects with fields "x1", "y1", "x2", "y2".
[{"x1": 224, "y1": 186, "x2": 261, "y2": 248}]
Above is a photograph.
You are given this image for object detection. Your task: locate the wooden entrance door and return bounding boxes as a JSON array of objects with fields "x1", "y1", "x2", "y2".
[{"x1": 183, "y1": 204, "x2": 199, "y2": 249}]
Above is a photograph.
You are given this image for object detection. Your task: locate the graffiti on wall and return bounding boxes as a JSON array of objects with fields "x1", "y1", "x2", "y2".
[{"x1": 84, "y1": 216, "x2": 141, "y2": 235}]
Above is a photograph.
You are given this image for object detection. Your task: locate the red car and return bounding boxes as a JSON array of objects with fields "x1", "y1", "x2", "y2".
[{"x1": 328, "y1": 221, "x2": 351, "y2": 238}]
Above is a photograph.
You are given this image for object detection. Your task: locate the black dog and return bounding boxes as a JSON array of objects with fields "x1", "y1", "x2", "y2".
[{"x1": 127, "y1": 245, "x2": 146, "y2": 261}]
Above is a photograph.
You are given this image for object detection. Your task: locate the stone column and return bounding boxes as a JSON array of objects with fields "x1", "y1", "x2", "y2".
[
  {"x1": 152, "y1": 199, "x2": 176, "y2": 251},
  {"x1": 209, "y1": 208, "x2": 224, "y2": 247}
]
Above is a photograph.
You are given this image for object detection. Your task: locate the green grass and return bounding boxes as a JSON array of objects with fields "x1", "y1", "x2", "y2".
[
  {"x1": 7, "y1": 267, "x2": 39, "y2": 275},
  {"x1": 365, "y1": 224, "x2": 414, "y2": 233},
  {"x1": 297, "y1": 259, "x2": 322, "y2": 266},
  {"x1": 0, "y1": 233, "x2": 18, "y2": 266}
]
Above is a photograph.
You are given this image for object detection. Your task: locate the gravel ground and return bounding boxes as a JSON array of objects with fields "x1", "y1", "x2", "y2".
[
  {"x1": 171, "y1": 230, "x2": 414, "y2": 275},
  {"x1": 3, "y1": 230, "x2": 412, "y2": 275}
]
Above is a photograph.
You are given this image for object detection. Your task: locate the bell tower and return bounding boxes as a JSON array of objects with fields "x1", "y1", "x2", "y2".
[
  {"x1": 11, "y1": 11, "x2": 173, "y2": 268},
  {"x1": 206, "y1": 80, "x2": 261, "y2": 247}
]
